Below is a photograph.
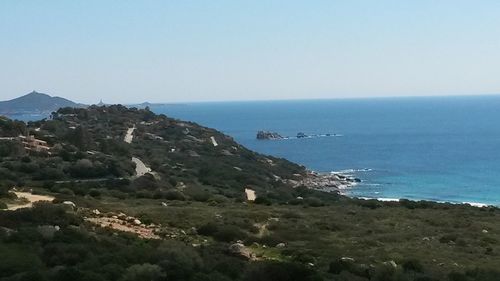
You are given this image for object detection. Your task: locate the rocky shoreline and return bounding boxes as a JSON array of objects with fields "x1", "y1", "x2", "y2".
[{"x1": 288, "y1": 171, "x2": 361, "y2": 193}]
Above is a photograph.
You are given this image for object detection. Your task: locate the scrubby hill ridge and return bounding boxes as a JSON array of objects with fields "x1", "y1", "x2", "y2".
[{"x1": 1, "y1": 105, "x2": 307, "y2": 201}]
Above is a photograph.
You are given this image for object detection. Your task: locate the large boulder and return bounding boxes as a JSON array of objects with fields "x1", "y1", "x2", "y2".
[{"x1": 228, "y1": 243, "x2": 254, "y2": 260}]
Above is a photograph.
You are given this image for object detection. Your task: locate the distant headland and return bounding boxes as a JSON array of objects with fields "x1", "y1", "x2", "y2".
[
  {"x1": 0, "y1": 92, "x2": 186, "y2": 119},
  {"x1": 0, "y1": 91, "x2": 86, "y2": 116}
]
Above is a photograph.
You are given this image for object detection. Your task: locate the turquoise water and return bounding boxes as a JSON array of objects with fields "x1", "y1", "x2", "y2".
[{"x1": 152, "y1": 96, "x2": 500, "y2": 206}]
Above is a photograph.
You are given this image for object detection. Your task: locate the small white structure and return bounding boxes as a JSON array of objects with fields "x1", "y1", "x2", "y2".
[{"x1": 245, "y1": 188, "x2": 256, "y2": 201}]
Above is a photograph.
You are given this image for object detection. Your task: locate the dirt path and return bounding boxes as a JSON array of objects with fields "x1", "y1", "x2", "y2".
[
  {"x1": 210, "y1": 136, "x2": 218, "y2": 147},
  {"x1": 124, "y1": 126, "x2": 135, "y2": 143},
  {"x1": 7, "y1": 192, "x2": 55, "y2": 211},
  {"x1": 132, "y1": 157, "x2": 152, "y2": 177}
]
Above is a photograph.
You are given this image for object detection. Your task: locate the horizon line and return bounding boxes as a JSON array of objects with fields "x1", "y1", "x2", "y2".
[{"x1": 4, "y1": 91, "x2": 500, "y2": 105}]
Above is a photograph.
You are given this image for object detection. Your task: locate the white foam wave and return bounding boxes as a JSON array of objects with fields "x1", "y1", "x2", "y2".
[
  {"x1": 377, "y1": 197, "x2": 400, "y2": 202},
  {"x1": 353, "y1": 196, "x2": 399, "y2": 202},
  {"x1": 462, "y1": 202, "x2": 490, "y2": 208},
  {"x1": 353, "y1": 197, "x2": 492, "y2": 207},
  {"x1": 363, "y1": 183, "x2": 382, "y2": 187},
  {"x1": 333, "y1": 168, "x2": 372, "y2": 174}
]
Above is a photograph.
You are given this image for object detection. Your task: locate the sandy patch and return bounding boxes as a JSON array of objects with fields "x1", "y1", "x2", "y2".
[{"x1": 7, "y1": 192, "x2": 55, "y2": 211}]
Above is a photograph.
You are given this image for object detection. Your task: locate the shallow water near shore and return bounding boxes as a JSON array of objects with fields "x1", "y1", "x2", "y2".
[{"x1": 153, "y1": 95, "x2": 500, "y2": 206}]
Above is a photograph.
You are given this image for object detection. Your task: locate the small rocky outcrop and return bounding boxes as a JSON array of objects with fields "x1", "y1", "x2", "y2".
[
  {"x1": 62, "y1": 201, "x2": 77, "y2": 209},
  {"x1": 228, "y1": 242, "x2": 256, "y2": 260},
  {"x1": 288, "y1": 172, "x2": 360, "y2": 192},
  {"x1": 256, "y1": 131, "x2": 283, "y2": 140}
]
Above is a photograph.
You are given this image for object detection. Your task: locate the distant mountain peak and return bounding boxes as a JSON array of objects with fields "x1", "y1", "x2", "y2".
[
  {"x1": 25, "y1": 91, "x2": 50, "y2": 97},
  {"x1": 0, "y1": 91, "x2": 86, "y2": 115}
]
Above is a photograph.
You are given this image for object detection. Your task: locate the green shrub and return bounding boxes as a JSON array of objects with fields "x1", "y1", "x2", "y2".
[
  {"x1": 242, "y1": 261, "x2": 322, "y2": 281},
  {"x1": 402, "y1": 258, "x2": 424, "y2": 272},
  {"x1": 254, "y1": 196, "x2": 272, "y2": 205},
  {"x1": 305, "y1": 197, "x2": 324, "y2": 207},
  {"x1": 88, "y1": 189, "x2": 101, "y2": 198},
  {"x1": 439, "y1": 234, "x2": 458, "y2": 243},
  {"x1": 0, "y1": 185, "x2": 16, "y2": 199},
  {"x1": 131, "y1": 174, "x2": 158, "y2": 190},
  {"x1": 168, "y1": 178, "x2": 177, "y2": 187},
  {"x1": 135, "y1": 190, "x2": 154, "y2": 199},
  {"x1": 213, "y1": 225, "x2": 247, "y2": 242},
  {"x1": 192, "y1": 192, "x2": 211, "y2": 202},
  {"x1": 108, "y1": 189, "x2": 128, "y2": 199},
  {"x1": 0, "y1": 245, "x2": 43, "y2": 278},
  {"x1": 197, "y1": 222, "x2": 247, "y2": 242},
  {"x1": 197, "y1": 222, "x2": 219, "y2": 236},
  {"x1": 164, "y1": 190, "x2": 185, "y2": 201},
  {"x1": 210, "y1": 194, "x2": 229, "y2": 204},
  {"x1": 155, "y1": 241, "x2": 202, "y2": 280},
  {"x1": 329, "y1": 258, "x2": 354, "y2": 274},
  {"x1": 448, "y1": 272, "x2": 468, "y2": 281},
  {"x1": 358, "y1": 199, "x2": 382, "y2": 209},
  {"x1": 186, "y1": 188, "x2": 211, "y2": 202},
  {"x1": 122, "y1": 263, "x2": 166, "y2": 281}
]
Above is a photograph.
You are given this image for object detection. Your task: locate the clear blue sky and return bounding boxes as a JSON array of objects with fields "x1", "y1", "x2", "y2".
[{"x1": 1, "y1": 0, "x2": 500, "y2": 104}]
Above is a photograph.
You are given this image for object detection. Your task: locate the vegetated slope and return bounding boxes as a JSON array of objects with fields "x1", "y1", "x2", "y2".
[
  {"x1": 0, "y1": 91, "x2": 85, "y2": 114},
  {"x1": 1, "y1": 105, "x2": 307, "y2": 201}
]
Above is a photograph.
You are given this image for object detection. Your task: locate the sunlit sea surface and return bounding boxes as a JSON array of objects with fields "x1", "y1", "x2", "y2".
[{"x1": 153, "y1": 96, "x2": 500, "y2": 206}]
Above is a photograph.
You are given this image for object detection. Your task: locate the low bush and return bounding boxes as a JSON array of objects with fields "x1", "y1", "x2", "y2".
[
  {"x1": 243, "y1": 261, "x2": 322, "y2": 281},
  {"x1": 440, "y1": 234, "x2": 458, "y2": 243},
  {"x1": 402, "y1": 258, "x2": 424, "y2": 273},
  {"x1": 329, "y1": 258, "x2": 355, "y2": 274},
  {"x1": 197, "y1": 222, "x2": 219, "y2": 236},
  {"x1": 164, "y1": 190, "x2": 185, "y2": 201},
  {"x1": 305, "y1": 197, "x2": 324, "y2": 207},
  {"x1": 254, "y1": 196, "x2": 272, "y2": 205},
  {"x1": 213, "y1": 225, "x2": 247, "y2": 242}
]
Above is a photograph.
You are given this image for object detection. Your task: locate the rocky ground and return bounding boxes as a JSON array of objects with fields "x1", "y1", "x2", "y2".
[{"x1": 289, "y1": 171, "x2": 360, "y2": 193}]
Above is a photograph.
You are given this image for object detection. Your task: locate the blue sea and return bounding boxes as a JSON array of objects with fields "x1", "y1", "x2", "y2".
[{"x1": 152, "y1": 96, "x2": 500, "y2": 206}]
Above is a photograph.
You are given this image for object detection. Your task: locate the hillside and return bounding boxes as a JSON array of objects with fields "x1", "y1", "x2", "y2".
[
  {"x1": 0, "y1": 91, "x2": 85, "y2": 115},
  {"x1": 1, "y1": 106, "x2": 500, "y2": 281},
  {"x1": 0, "y1": 105, "x2": 313, "y2": 200}
]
